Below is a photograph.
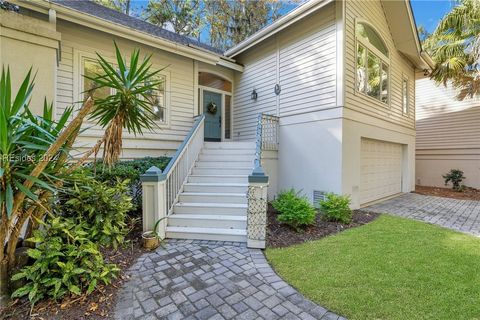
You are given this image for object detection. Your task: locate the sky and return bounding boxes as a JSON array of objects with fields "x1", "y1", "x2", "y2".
[{"x1": 410, "y1": 0, "x2": 457, "y2": 34}]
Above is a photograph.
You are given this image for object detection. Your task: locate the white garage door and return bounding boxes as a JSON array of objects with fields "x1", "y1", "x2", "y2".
[{"x1": 360, "y1": 138, "x2": 403, "y2": 204}]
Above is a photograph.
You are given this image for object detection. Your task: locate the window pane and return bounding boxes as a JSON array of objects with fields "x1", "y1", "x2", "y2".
[
  {"x1": 147, "y1": 75, "x2": 166, "y2": 122},
  {"x1": 199, "y1": 72, "x2": 232, "y2": 92},
  {"x1": 402, "y1": 78, "x2": 408, "y2": 113},
  {"x1": 225, "y1": 95, "x2": 232, "y2": 139},
  {"x1": 381, "y1": 63, "x2": 389, "y2": 104},
  {"x1": 367, "y1": 52, "x2": 381, "y2": 99},
  {"x1": 356, "y1": 23, "x2": 388, "y2": 56},
  {"x1": 83, "y1": 59, "x2": 110, "y2": 100},
  {"x1": 356, "y1": 44, "x2": 367, "y2": 93}
]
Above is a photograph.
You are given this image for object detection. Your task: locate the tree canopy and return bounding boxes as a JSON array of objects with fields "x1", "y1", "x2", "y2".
[{"x1": 424, "y1": 0, "x2": 480, "y2": 99}]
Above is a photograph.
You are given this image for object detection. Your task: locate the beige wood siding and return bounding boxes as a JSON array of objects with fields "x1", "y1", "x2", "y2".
[
  {"x1": 415, "y1": 74, "x2": 480, "y2": 188},
  {"x1": 56, "y1": 21, "x2": 199, "y2": 158},
  {"x1": 344, "y1": 0, "x2": 415, "y2": 129},
  {"x1": 233, "y1": 2, "x2": 337, "y2": 141},
  {"x1": 416, "y1": 74, "x2": 480, "y2": 150}
]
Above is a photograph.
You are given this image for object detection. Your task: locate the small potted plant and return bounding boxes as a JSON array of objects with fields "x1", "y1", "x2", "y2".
[{"x1": 142, "y1": 217, "x2": 166, "y2": 250}]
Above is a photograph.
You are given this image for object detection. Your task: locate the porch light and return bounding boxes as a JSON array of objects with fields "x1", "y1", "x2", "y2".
[{"x1": 251, "y1": 89, "x2": 258, "y2": 100}]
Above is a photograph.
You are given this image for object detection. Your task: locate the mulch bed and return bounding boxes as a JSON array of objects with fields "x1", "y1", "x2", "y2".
[
  {"x1": 1, "y1": 224, "x2": 146, "y2": 320},
  {"x1": 414, "y1": 185, "x2": 480, "y2": 201},
  {"x1": 267, "y1": 205, "x2": 380, "y2": 248}
]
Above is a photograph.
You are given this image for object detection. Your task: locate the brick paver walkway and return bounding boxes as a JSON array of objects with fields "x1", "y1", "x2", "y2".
[
  {"x1": 365, "y1": 193, "x2": 480, "y2": 236},
  {"x1": 115, "y1": 240, "x2": 344, "y2": 320}
]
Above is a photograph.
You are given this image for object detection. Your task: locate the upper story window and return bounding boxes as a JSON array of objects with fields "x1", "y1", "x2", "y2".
[
  {"x1": 356, "y1": 22, "x2": 389, "y2": 105},
  {"x1": 402, "y1": 76, "x2": 409, "y2": 114}
]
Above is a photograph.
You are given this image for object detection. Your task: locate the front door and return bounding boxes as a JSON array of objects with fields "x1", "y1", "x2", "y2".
[{"x1": 203, "y1": 90, "x2": 222, "y2": 141}]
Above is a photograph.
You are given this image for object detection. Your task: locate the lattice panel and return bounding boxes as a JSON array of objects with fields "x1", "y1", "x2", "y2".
[{"x1": 247, "y1": 186, "x2": 268, "y2": 241}]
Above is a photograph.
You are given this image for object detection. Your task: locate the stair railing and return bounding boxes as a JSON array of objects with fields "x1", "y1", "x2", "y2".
[
  {"x1": 247, "y1": 113, "x2": 278, "y2": 249},
  {"x1": 140, "y1": 115, "x2": 205, "y2": 237}
]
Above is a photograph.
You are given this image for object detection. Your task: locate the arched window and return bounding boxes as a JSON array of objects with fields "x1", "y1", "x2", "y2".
[
  {"x1": 355, "y1": 22, "x2": 389, "y2": 104},
  {"x1": 199, "y1": 72, "x2": 232, "y2": 92}
]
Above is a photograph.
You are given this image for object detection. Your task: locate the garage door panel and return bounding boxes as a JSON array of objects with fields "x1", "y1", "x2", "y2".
[{"x1": 360, "y1": 139, "x2": 403, "y2": 204}]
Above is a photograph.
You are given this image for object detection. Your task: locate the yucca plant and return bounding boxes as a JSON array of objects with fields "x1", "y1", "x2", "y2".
[
  {"x1": 87, "y1": 41, "x2": 163, "y2": 167},
  {"x1": 0, "y1": 43, "x2": 162, "y2": 300},
  {"x1": 424, "y1": 0, "x2": 480, "y2": 99}
]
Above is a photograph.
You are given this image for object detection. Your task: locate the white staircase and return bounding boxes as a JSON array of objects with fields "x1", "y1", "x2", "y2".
[{"x1": 165, "y1": 141, "x2": 255, "y2": 242}]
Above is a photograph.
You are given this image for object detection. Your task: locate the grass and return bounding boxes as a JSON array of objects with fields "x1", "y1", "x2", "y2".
[{"x1": 265, "y1": 215, "x2": 480, "y2": 320}]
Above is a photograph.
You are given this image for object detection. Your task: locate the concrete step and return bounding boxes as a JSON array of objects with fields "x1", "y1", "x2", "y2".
[
  {"x1": 183, "y1": 183, "x2": 248, "y2": 193},
  {"x1": 166, "y1": 226, "x2": 247, "y2": 242},
  {"x1": 202, "y1": 148, "x2": 256, "y2": 156},
  {"x1": 204, "y1": 142, "x2": 255, "y2": 150},
  {"x1": 198, "y1": 154, "x2": 255, "y2": 162},
  {"x1": 168, "y1": 214, "x2": 247, "y2": 229},
  {"x1": 192, "y1": 167, "x2": 252, "y2": 175},
  {"x1": 179, "y1": 192, "x2": 247, "y2": 204},
  {"x1": 188, "y1": 175, "x2": 249, "y2": 184},
  {"x1": 195, "y1": 161, "x2": 253, "y2": 168},
  {"x1": 173, "y1": 202, "x2": 247, "y2": 215}
]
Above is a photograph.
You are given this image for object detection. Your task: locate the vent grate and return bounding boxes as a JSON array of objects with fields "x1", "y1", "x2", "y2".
[{"x1": 313, "y1": 190, "x2": 327, "y2": 208}]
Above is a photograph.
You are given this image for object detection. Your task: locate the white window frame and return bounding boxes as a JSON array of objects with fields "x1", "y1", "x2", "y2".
[
  {"x1": 402, "y1": 74, "x2": 409, "y2": 115},
  {"x1": 147, "y1": 70, "x2": 171, "y2": 128},
  {"x1": 74, "y1": 49, "x2": 171, "y2": 127},
  {"x1": 354, "y1": 19, "x2": 391, "y2": 107}
]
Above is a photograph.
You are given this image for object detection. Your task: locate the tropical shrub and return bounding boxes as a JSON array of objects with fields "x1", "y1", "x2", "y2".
[
  {"x1": 11, "y1": 216, "x2": 119, "y2": 305},
  {"x1": 0, "y1": 42, "x2": 162, "y2": 298},
  {"x1": 59, "y1": 172, "x2": 133, "y2": 249},
  {"x1": 86, "y1": 157, "x2": 170, "y2": 210},
  {"x1": 272, "y1": 189, "x2": 316, "y2": 230},
  {"x1": 443, "y1": 169, "x2": 466, "y2": 191},
  {"x1": 319, "y1": 193, "x2": 352, "y2": 224}
]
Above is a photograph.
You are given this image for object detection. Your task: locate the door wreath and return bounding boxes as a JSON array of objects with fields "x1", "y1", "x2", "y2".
[{"x1": 207, "y1": 101, "x2": 217, "y2": 115}]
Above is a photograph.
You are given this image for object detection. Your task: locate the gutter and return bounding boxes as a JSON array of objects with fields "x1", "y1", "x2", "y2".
[
  {"x1": 406, "y1": 0, "x2": 435, "y2": 70},
  {"x1": 225, "y1": 0, "x2": 333, "y2": 57}
]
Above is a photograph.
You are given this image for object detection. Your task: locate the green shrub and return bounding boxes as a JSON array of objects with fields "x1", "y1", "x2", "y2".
[
  {"x1": 59, "y1": 173, "x2": 133, "y2": 249},
  {"x1": 443, "y1": 169, "x2": 466, "y2": 191},
  {"x1": 86, "y1": 157, "x2": 170, "y2": 210},
  {"x1": 272, "y1": 189, "x2": 317, "y2": 230},
  {"x1": 319, "y1": 193, "x2": 352, "y2": 224},
  {"x1": 11, "y1": 216, "x2": 119, "y2": 305}
]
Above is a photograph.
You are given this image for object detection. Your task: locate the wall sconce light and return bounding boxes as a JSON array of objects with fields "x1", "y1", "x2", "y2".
[
  {"x1": 251, "y1": 89, "x2": 258, "y2": 100},
  {"x1": 274, "y1": 84, "x2": 281, "y2": 95},
  {"x1": 423, "y1": 69, "x2": 430, "y2": 76}
]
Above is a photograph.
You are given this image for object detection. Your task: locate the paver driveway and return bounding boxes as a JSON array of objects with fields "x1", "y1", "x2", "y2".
[
  {"x1": 364, "y1": 193, "x2": 480, "y2": 236},
  {"x1": 115, "y1": 239, "x2": 343, "y2": 320}
]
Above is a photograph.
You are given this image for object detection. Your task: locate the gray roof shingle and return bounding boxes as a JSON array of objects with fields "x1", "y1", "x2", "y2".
[{"x1": 52, "y1": 0, "x2": 224, "y2": 55}]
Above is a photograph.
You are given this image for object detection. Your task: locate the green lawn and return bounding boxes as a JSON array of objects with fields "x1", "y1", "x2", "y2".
[{"x1": 265, "y1": 215, "x2": 480, "y2": 320}]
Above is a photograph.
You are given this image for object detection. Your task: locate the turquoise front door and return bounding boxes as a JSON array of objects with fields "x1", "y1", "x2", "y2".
[{"x1": 203, "y1": 90, "x2": 222, "y2": 141}]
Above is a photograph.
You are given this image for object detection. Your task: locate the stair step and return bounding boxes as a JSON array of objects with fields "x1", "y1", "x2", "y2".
[
  {"x1": 204, "y1": 142, "x2": 255, "y2": 150},
  {"x1": 168, "y1": 214, "x2": 247, "y2": 229},
  {"x1": 192, "y1": 167, "x2": 252, "y2": 175},
  {"x1": 173, "y1": 202, "x2": 247, "y2": 215},
  {"x1": 195, "y1": 161, "x2": 253, "y2": 168},
  {"x1": 202, "y1": 148, "x2": 256, "y2": 155},
  {"x1": 198, "y1": 154, "x2": 255, "y2": 162},
  {"x1": 179, "y1": 192, "x2": 247, "y2": 204},
  {"x1": 184, "y1": 183, "x2": 248, "y2": 193},
  {"x1": 166, "y1": 226, "x2": 247, "y2": 242},
  {"x1": 188, "y1": 175, "x2": 249, "y2": 183}
]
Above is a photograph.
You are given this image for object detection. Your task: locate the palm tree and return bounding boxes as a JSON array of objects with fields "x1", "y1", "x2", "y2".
[{"x1": 425, "y1": 0, "x2": 480, "y2": 99}]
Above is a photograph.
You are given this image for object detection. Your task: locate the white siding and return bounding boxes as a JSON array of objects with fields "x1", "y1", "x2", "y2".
[
  {"x1": 415, "y1": 74, "x2": 480, "y2": 188},
  {"x1": 233, "y1": 3, "x2": 337, "y2": 141},
  {"x1": 344, "y1": 0, "x2": 416, "y2": 129},
  {"x1": 56, "y1": 21, "x2": 199, "y2": 158}
]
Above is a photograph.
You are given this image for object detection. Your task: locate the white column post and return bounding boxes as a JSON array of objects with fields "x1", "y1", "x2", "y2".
[
  {"x1": 140, "y1": 166, "x2": 167, "y2": 239},
  {"x1": 247, "y1": 169, "x2": 269, "y2": 249}
]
